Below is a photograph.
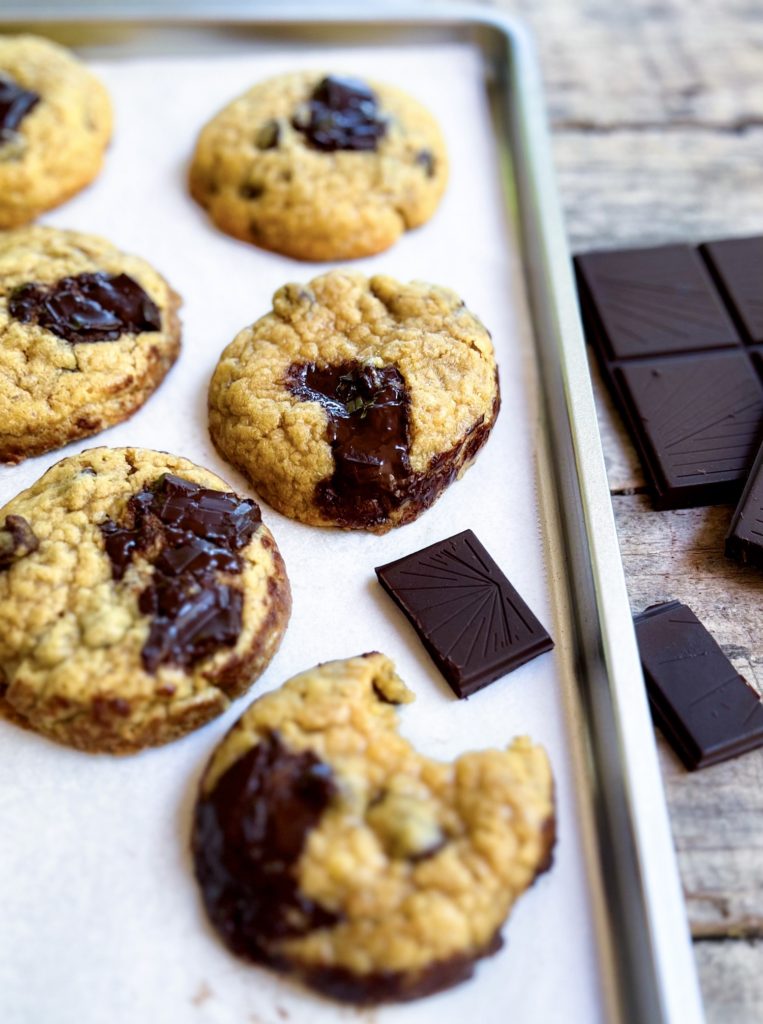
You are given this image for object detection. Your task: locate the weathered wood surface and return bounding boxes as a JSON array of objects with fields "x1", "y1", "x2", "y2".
[{"x1": 491, "y1": 0, "x2": 763, "y2": 1018}]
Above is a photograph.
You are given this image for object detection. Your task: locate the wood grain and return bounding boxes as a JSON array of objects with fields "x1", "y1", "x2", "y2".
[{"x1": 490, "y1": 0, "x2": 763, "y2": 1015}]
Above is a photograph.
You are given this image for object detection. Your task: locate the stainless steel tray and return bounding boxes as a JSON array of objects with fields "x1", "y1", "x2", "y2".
[{"x1": 0, "y1": 4, "x2": 705, "y2": 1023}]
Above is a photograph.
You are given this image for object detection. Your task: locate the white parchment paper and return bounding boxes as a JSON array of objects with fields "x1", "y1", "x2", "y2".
[{"x1": 0, "y1": 41, "x2": 608, "y2": 1024}]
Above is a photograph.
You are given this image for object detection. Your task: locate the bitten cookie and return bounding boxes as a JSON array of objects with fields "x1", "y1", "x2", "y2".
[
  {"x1": 208, "y1": 270, "x2": 499, "y2": 532},
  {"x1": 0, "y1": 35, "x2": 112, "y2": 226},
  {"x1": 189, "y1": 72, "x2": 447, "y2": 260},
  {"x1": 0, "y1": 447, "x2": 291, "y2": 753},
  {"x1": 0, "y1": 226, "x2": 181, "y2": 462},
  {"x1": 192, "y1": 652, "x2": 555, "y2": 1004}
]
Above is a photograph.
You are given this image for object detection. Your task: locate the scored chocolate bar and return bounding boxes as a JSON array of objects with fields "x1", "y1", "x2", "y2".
[
  {"x1": 575, "y1": 238, "x2": 763, "y2": 509},
  {"x1": 375, "y1": 529, "x2": 553, "y2": 698},
  {"x1": 634, "y1": 600, "x2": 763, "y2": 770},
  {"x1": 726, "y1": 436, "x2": 763, "y2": 568}
]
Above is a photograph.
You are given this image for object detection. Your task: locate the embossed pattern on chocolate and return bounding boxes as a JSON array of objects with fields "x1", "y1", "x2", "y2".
[
  {"x1": 575, "y1": 239, "x2": 763, "y2": 508},
  {"x1": 0, "y1": 74, "x2": 39, "y2": 142},
  {"x1": 376, "y1": 530, "x2": 554, "y2": 697},
  {"x1": 101, "y1": 474, "x2": 262, "y2": 672},
  {"x1": 9, "y1": 272, "x2": 162, "y2": 343},
  {"x1": 726, "y1": 439, "x2": 763, "y2": 568},
  {"x1": 634, "y1": 601, "x2": 763, "y2": 769}
]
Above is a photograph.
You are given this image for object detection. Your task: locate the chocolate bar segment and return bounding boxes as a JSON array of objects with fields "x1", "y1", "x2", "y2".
[
  {"x1": 634, "y1": 601, "x2": 763, "y2": 769},
  {"x1": 575, "y1": 244, "x2": 741, "y2": 360},
  {"x1": 726, "y1": 438, "x2": 763, "y2": 568},
  {"x1": 614, "y1": 352, "x2": 763, "y2": 507},
  {"x1": 575, "y1": 239, "x2": 763, "y2": 508},
  {"x1": 375, "y1": 530, "x2": 553, "y2": 698},
  {"x1": 701, "y1": 236, "x2": 763, "y2": 345}
]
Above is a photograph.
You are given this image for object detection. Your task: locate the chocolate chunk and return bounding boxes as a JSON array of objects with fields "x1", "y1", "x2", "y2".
[
  {"x1": 293, "y1": 75, "x2": 387, "y2": 152},
  {"x1": 575, "y1": 241, "x2": 763, "y2": 508},
  {"x1": 0, "y1": 515, "x2": 39, "y2": 568},
  {"x1": 9, "y1": 272, "x2": 162, "y2": 343},
  {"x1": 100, "y1": 474, "x2": 261, "y2": 672},
  {"x1": 192, "y1": 731, "x2": 339, "y2": 963},
  {"x1": 415, "y1": 149, "x2": 435, "y2": 177},
  {"x1": 286, "y1": 361, "x2": 411, "y2": 528},
  {"x1": 614, "y1": 352, "x2": 763, "y2": 508},
  {"x1": 0, "y1": 74, "x2": 40, "y2": 142},
  {"x1": 726, "y1": 437, "x2": 763, "y2": 568},
  {"x1": 375, "y1": 530, "x2": 553, "y2": 698},
  {"x1": 634, "y1": 601, "x2": 763, "y2": 769},
  {"x1": 701, "y1": 236, "x2": 763, "y2": 345},
  {"x1": 255, "y1": 119, "x2": 281, "y2": 150}
]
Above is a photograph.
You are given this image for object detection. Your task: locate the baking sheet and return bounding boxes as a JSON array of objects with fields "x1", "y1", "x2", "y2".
[{"x1": 0, "y1": 40, "x2": 609, "y2": 1024}]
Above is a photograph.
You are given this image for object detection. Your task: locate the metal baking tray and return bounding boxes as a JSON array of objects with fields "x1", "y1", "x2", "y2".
[{"x1": 0, "y1": 4, "x2": 705, "y2": 1023}]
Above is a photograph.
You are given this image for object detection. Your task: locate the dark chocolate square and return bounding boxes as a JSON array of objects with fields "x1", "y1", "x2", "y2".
[
  {"x1": 701, "y1": 236, "x2": 763, "y2": 345},
  {"x1": 615, "y1": 351, "x2": 763, "y2": 508},
  {"x1": 375, "y1": 530, "x2": 553, "y2": 698},
  {"x1": 575, "y1": 244, "x2": 741, "y2": 360},
  {"x1": 634, "y1": 601, "x2": 763, "y2": 769}
]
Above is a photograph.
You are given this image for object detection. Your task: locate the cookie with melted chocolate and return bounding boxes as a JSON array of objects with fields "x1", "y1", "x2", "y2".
[
  {"x1": 0, "y1": 448, "x2": 290, "y2": 753},
  {"x1": 208, "y1": 270, "x2": 500, "y2": 532},
  {"x1": 192, "y1": 653, "x2": 555, "y2": 1003},
  {"x1": 0, "y1": 226, "x2": 181, "y2": 463},
  {"x1": 0, "y1": 35, "x2": 111, "y2": 227},
  {"x1": 189, "y1": 71, "x2": 447, "y2": 260}
]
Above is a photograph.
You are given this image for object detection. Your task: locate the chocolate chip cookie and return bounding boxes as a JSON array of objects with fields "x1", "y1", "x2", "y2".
[
  {"x1": 0, "y1": 35, "x2": 112, "y2": 227},
  {"x1": 208, "y1": 270, "x2": 499, "y2": 532},
  {"x1": 0, "y1": 226, "x2": 181, "y2": 462},
  {"x1": 0, "y1": 447, "x2": 291, "y2": 753},
  {"x1": 192, "y1": 652, "x2": 555, "y2": 1003},
  {"x1": 189, "y1": 72, "x2": 447, "y2": 260}
]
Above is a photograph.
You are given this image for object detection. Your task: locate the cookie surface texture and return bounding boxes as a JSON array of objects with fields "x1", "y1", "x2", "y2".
[
  {"x1": 0, "y1": 35, "x2": 112, "y2": 227},
  {"x1": 208, "y1": 270, "x2": 499, "y2": 532},
  {"x1": 192, "y1": 652, "x2": 555, "y2": 1003},
  {"x1": 189, "y1": 71, "x2": 448, "y2": 260},
  {"x1": 0, "y1": 226, "x2": 181, "y2": 462},
  {"x1": 0, "y1": 447, "x2": 291, "y2": 753}
]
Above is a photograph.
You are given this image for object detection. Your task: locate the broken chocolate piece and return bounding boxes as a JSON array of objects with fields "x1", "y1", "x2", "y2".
[
  {"x1": 726, "y1": 437, "x2": 763, "y2": 568},
  {"x1": 0, "y1": 515, "x2": 39, "y2": 568},
  {"x1": 375, "y1": 529, "x2": 553, "y2": 698},
  {"x1": 701, "y1": 236, "x2": 763, "y2": 345},
  {"x1": 9, "y1": 272, "x2": 162, "y2": 343},
  {"x1": 575, "y1": 241, "x2": 763, "y2": 509},
  {"x1": 0, "y1": 74, "x2": 40, "y2": 143},
  {"x1": 100, "y1": 474, "x2": 261, "y2": 672},
  {"x1": 634, "y1": 600, "x2": 763, "y2": 769},
  {"x1": 293, "y1": 75, "x2": 387, "y2": 152},
  {"x1": 192, "y1": 730, "x2": 339, "y2": 961}
]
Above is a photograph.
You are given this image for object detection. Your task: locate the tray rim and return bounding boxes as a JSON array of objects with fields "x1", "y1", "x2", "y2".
[{"x1": 0, "y1": 4, "x2": 705, "y2": 1023}]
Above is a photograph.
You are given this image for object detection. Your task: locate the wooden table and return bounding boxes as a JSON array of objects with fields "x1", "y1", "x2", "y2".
[{"x1": 492, "y1": 0, "x2": 763, "y2": 1019}]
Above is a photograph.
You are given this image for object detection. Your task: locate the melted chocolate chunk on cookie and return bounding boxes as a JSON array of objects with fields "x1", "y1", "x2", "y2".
[
  {"x1": 100, "y1": 474, "x2": 261, "y2": 672},
  {"x1": 293, "y1": 75, "x2": 387, "y2": 152},
  {"x1": 0, "y1": 75, "x2": 40, "y2": 143},
  {"x1": 0, "y1": 515, "x2": 39, "y2": 568},
  {"x1": 9, "y1": 272, "x2": 161, "y2": 343},
  {"x1": 193, "y1": 731, "x2": 340, "y2": 962},
  {"x1": 415, "y1": 149, "x2": 436, "y2": 177},
  {"x1": 286, "y1": 361, "x2": 412, "y2": 528}
]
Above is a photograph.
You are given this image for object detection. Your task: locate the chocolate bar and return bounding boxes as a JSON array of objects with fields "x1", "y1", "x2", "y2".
[
  {"x1": 575, "y1": 238, "x2": 763, "y2": 509},
  {"x1": 634, "y1": 600, "x2": 763, "y2": 769},
  {"x1": 375, "y1": 529, "x2": 553, "y2": 698},
  {"x1": 726, "y1": 437, "x2": 763, "y2": 568}
]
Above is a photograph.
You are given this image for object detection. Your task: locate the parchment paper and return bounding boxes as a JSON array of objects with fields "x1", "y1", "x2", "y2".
[{"x1": 0, "y1": 41, "x2": 608, "y2": 1024}]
